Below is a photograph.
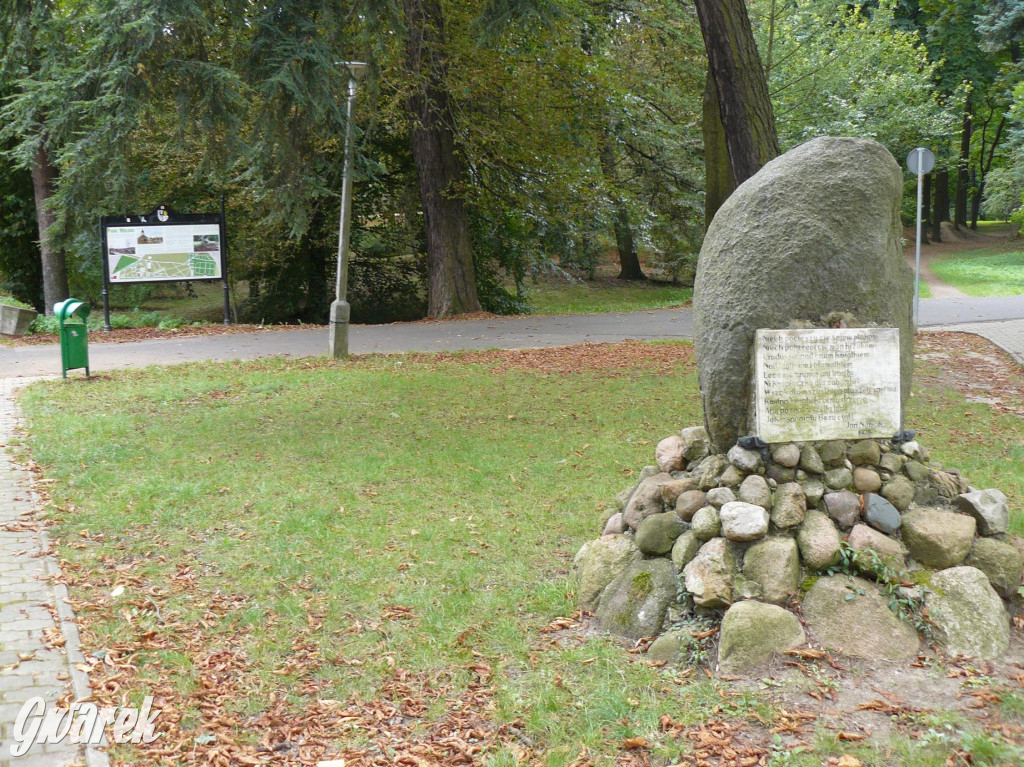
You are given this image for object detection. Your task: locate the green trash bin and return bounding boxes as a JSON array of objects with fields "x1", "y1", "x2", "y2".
[{"x1": 54, "y1": 299, "x2": 90, "y2": 379}]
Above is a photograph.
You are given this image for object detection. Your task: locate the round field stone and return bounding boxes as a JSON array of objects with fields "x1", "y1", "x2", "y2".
[
  {"x1": 825, "y1": 467, "x2": 853, "y2": 491},
  {"x1": 799, "y1": 445, "x2": 826, "y2": 474},
  {"x1": 738, "y1": 474, "x2": 772, "y2": 509},
  {"x1": 853, "y1": 467, "x2": 882, "y2": 493},
  {"x1": 772, "y1": 443, "x2": 801, "y2": 468},
  {"x1": 848, "y1": 440, "x2": 881, "y2": 466},
  {"x1": 720, "y1": 501, "x2": 770, "y2": 542},
  {"x1": 881, "y1": 475, "x2": 915, "y2": 511},
  {"x1": 824, "y1": 491, "x2": 860, "y2": 529},
  {"x1": 864, "y1": 493, "x2": 901, "y2": 534}
]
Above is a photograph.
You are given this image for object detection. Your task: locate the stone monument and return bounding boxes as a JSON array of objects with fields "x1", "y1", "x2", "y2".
[
  {"x1": 572, "y1": 137, "x2": 1021, "y2": 674},
  {"x1": 693, "y1": 136, "x2": 913, "y2": 453}
]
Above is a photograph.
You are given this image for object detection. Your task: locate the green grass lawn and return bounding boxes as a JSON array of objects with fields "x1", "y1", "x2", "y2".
[
  {"x1": 524, "y1": 278, "x2": 692, "y2": 315},
  {"x1": 931, "y1": 250, "x2": 1024, "y2": 297},
  {"x1": 17, "y1": 346, "x2": 1024, "y2": 765},
  {"x1": 109, "y1": 280, "x2": 241, "y2": 324},
  {"x1": 973, "y1": 220, "x2": 1018, "y2": 233}
]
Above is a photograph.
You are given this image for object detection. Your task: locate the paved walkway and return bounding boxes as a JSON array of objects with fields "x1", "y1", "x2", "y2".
[
  {"x1": 0, "y1": 308, "x2": 696, "y2": 377},
  {"x1": 0, "y1": 378, "x2": 107, "y2": 767},
  {"x1": 4, "y1": 295, "x2": 1024, "y2": 378},
  {"x1": 936, "y1": 318, "x2": 1024, "y2": 366}
]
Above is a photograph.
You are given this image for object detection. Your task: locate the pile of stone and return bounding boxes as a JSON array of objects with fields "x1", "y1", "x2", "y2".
[{"x1": 574, "y1": 425, "x2": 1023, "y2": 673}]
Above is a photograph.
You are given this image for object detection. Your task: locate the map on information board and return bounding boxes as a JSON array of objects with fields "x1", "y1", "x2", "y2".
[{"x1": 104, "y1": 223, "x2": 223, "y2": 282}]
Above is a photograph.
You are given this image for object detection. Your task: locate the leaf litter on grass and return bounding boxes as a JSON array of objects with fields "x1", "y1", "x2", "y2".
[{"x1": 16, "y1": 336, "x2": 1024, "y2": 765}]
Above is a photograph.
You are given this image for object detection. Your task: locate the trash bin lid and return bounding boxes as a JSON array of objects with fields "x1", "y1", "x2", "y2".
[{"x1": 54, "y1": 299, "x2": 90, "y2": 324}]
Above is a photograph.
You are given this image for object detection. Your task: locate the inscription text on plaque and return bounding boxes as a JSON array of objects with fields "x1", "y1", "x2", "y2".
[{"x1": 753, "y1": 328, "x2": 901, "y2": 443}]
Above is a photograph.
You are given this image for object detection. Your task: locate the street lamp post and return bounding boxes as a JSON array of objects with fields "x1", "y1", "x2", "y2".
[{"x1": 329, "y1": 61, "x2": 367, "y2": 358}]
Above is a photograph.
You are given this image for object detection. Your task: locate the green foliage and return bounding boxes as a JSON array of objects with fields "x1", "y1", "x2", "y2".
[
  {"x1": 348, "y1": 254, "x2": 427, "y2": 324},
  {"x1": 750, "y1": 0, "x2": 956, "y2": 156},
  {"x1": 28, "y1": 310, "x2": 190, "y2": 334},
  {"x1": 985, "y1": 82, "x2": 1024, "y2": 225},
  {"x1": 0, "y1": 129, "x2": 41, "y2": 309},
  {"x1": 6, "y1": 0, "x2": 1017, "y2": 324},
  {"x1": 0, "y1": 294, "x2": 35, "y2": 310},
  {"x1": 958, "y1": 730, "x2": 1024, "y2": 766}
]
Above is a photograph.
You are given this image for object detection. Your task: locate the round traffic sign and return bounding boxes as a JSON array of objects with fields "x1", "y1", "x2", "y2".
[{"x1": 907, "y1": 147, "x2": 935, "y2": 175}]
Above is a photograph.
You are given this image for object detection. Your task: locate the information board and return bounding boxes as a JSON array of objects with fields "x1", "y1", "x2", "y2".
[
  {"x1": 99, "y1": 205, "x2": 231, "y2": 330},
  {"x1": 101, "y1": 209, "x2": 223, "y2": 283},
  {"x1": 753, "y1": 328, "x2": 901, "y2": 443}
]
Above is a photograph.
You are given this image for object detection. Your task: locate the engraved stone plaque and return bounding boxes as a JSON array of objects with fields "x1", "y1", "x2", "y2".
[{"x1": 753, "y1": 328, "x2": 901, "y2": 443}]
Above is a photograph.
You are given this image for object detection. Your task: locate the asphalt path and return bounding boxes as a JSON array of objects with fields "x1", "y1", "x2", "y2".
[{"x1": 3, "y1": 295, "x2": 1024, "y2": 378}]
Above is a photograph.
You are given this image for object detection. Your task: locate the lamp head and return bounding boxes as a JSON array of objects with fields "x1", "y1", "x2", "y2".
[{"x1": 338, "y1": 61, "x2": 368, "y2": 80}]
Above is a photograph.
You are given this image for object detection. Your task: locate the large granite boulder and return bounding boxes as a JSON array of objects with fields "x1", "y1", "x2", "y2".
[
  {"x1": 683, "y1": 538, "x2": 738, "y2": 608},
  {"x1": 635, "y1": 512, "x2": 686, "y2": 555},
  {"x1": 596, "y1": 558, "x2": 679, "y2": 640},
  {"x1": 802, "y1": 575, "x2": 919, "y2": 660},
  {"x1": 622, "y1": 473, "x2": 672, "y2": 529},
  {"x1": 966, "y1": 538, "x2": 1024, "y2": 599},
  {"x1": 693, "y1": 137, "x2": 912, "y2": 452},
  {"x1": 742, "y1": 536, "x2": 801, "y2": 605},
  {"x1": 718, "y1": 601, "x2": 806, "y2": 674},
  {"x1": 796, "y1": 510, "x2": 841, "y2": 571},
  {"x1": 902, "y1": 508, "x2": 975, "y2": 569},
  {"x1": 573, "y1": 535, "x2": 643, "y2": 611},
  {"x1": 954, "y1": 489, "x2": 1009, "y2": 536},
  {"x1": 925, "y1": 567, "x2": 1010, "y2": 659}
]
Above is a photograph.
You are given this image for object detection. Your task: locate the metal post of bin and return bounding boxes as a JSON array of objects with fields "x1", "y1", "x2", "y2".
[{"x1": 54, "y1": 299, "x2": 91, "y2": 379}]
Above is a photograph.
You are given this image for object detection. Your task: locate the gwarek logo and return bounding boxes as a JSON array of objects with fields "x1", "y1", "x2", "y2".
[{"x1": 10, "y1": 696, "x2": 161, "y2": 757}]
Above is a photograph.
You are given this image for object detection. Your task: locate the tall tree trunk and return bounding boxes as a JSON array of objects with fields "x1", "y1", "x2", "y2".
[
  {"x1": 955, "y1": 99, "x2": 972, "y2": 229},
  {"x1": 403, "y1": 0, "x2": 480, "y2": 318},
  {"x1": 694, "y1": 0, "x2": 780, "y2": 222},
  {"x1": 702, "y1": 73, "x2": 734, "y2": 231},
  {"x1": 598, "y1": 137, "x2": 645, "y2": 280},
  {"x1": 30, "y1": 141, "x2": 68, "y2": 315},
  {"x1": 970, "y1": 172, "x2": 982, "y2": 230},
  {"x1": 932, "y1": 169, "x2": 950, "y2": 242},
  {"x1": 611, "y1": 205, "x2": 644, "y2": 280},
  {"x1": 971, "y1": 114, "x2": 1006, "y2": 229}
]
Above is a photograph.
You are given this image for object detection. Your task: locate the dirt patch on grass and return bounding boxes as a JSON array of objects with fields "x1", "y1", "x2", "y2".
[
  {"x1": 390, "y1": 340, "x2": 697, "y2": 375},
  {"x1": 916, "y1": 331, "x2": 1024, "y2": 416}
]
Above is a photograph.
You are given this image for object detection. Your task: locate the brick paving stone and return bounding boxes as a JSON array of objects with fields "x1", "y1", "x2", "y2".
[{"x1": 0, "y1": 378, "x2": 108, "y2": 767}]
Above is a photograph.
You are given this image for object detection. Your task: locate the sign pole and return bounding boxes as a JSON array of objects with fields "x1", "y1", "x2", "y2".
[
  {"x1": 220, "y1": 195, "x2": 231, "y2": 325},
  {"x1": 100, "y1": 218, "x2": 112, "y2": 331},
  {"x1": 906, "y1": 147, "x2": 934, "y2": 329},
  {"x1": 329, "y1": 61, "x2": 367, "y2": 359},
  {"x1": 914, "y1": 149, "x2": 924, "y2": 328}
]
